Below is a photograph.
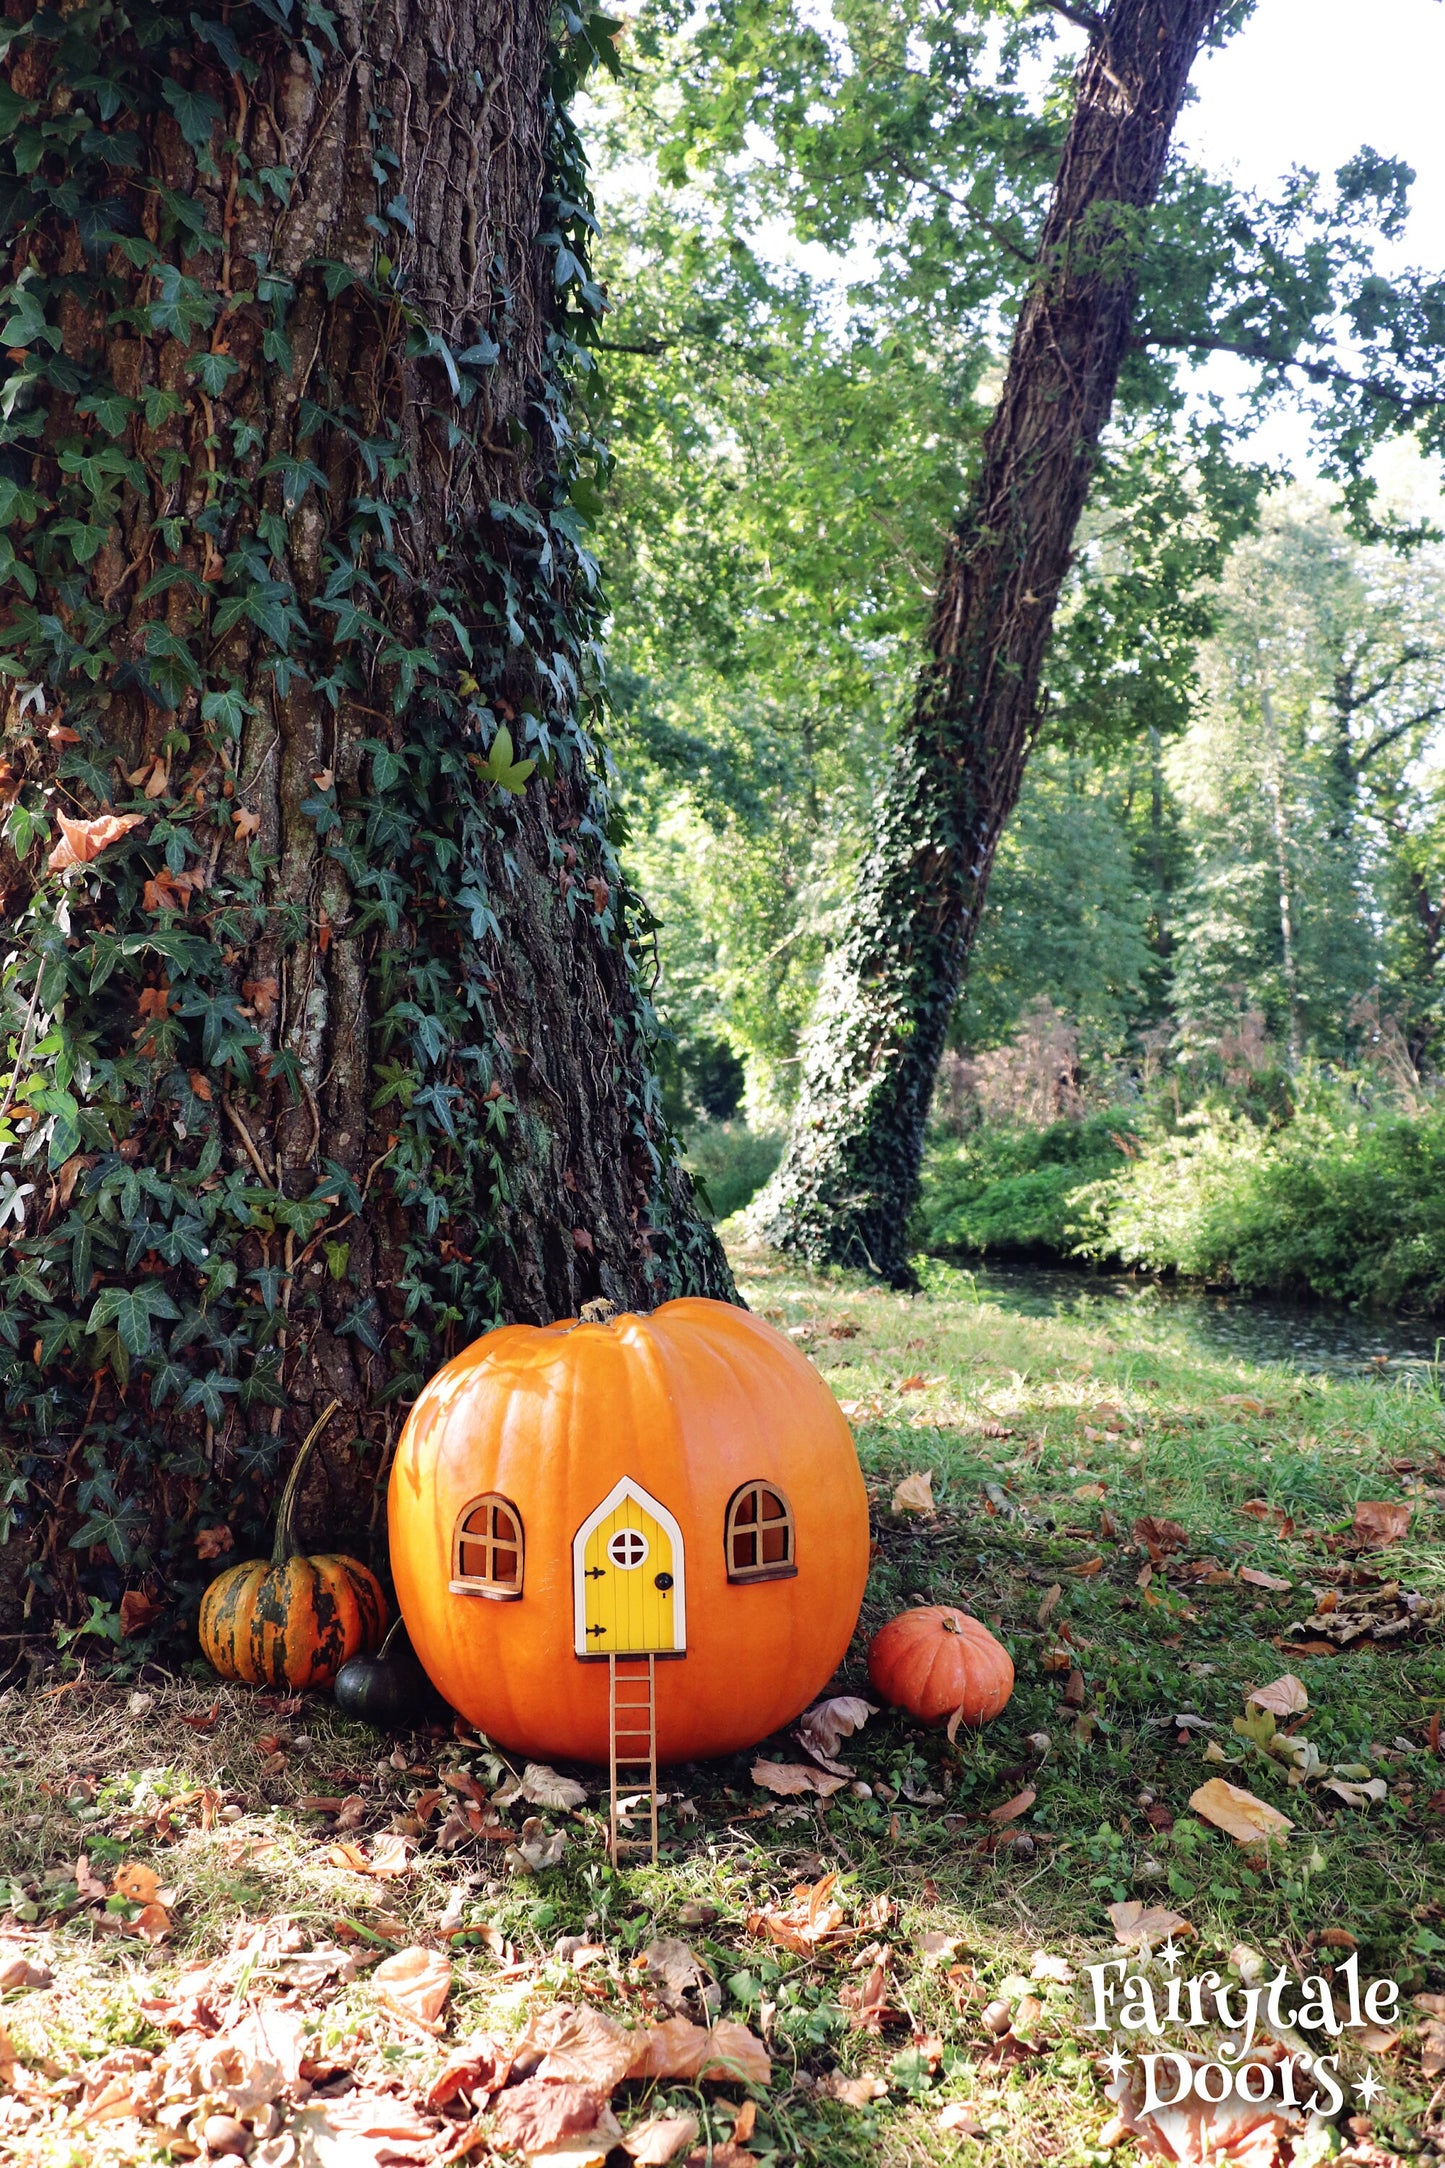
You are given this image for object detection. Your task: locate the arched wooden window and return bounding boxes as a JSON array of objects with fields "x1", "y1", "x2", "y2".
[
  {"x1": 725, "y1": 1482, "x2": 796, "y2": 1582},
  {"x1": 450, "y1": 1494, "x2": 524, "y2": 1599}
]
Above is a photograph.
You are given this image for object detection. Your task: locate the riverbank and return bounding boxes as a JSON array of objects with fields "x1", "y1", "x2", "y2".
[
  {"x1": 918, "y1": 1099, "x2": 1445, "y2": 1315},
  {"x1": 0, "y1": 1245, "x2": 1440, "y2": 2164}
]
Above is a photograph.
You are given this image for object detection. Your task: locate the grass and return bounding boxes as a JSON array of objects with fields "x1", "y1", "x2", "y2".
[{"x1": 1, "y1": 1243, "x2": 1443, "y2": 2165}]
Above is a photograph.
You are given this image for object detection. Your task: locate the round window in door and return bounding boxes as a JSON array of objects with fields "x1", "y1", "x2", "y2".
[{"x1": 607, "y1": 1527, "x2": 649, "y2": 1571}]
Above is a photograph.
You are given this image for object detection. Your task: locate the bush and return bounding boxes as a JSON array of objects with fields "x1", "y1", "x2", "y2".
[
  {"x1": 916, "y1": 1115, "x2": 1137, "y2": 1257},
  {"x1": 1075, "y1": 1096, "x2": 1445, "y2": 1309},
  {"x1": 683, "y1": 1122, "x2": 783, "y2": 1222}
]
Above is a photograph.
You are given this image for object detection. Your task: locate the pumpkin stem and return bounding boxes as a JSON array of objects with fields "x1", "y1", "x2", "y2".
[
  {"x1": 942, "y1": 1615, "x2": 961, "y2": 1633},
  {"x1": 377, "y1": 1616, "x2": 406, "y2": 1661},
  {"x1": 271, "y1": 1399, "x2": 341, "y2": 1567},
  {"x1": 578, "y1": 1297, "x2": 619, "y2": 1325}
]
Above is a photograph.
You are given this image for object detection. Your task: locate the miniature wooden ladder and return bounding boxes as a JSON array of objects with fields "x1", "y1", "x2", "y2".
[{"x1": 607, "y1": 1653, "x2": 658, "y2": 1867}]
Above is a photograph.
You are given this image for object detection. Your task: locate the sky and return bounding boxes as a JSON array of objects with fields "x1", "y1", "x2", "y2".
[{"x1": 1181, "y1": 0, "x2": 1445, "y2": 276}]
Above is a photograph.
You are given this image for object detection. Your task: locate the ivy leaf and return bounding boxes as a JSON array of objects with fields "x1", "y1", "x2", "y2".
[
  {"x1": 87, "y1": 1282, "x2": 181, "y2": 1357},
  {"x1": 162, "y1": 79, "x2": 223, "y2": 155},
  {"x1": 476, "y1": 723, "x2": 536, "y2": 796}
]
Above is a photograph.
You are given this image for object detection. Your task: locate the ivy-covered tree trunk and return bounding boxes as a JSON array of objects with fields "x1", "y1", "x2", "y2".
[
  {"x1": 752, "y1": 0, "x2": 1224, "y2": 1282},
  {"x1": 0, "y1": 0, "x2": 730, "y2": 1639}
]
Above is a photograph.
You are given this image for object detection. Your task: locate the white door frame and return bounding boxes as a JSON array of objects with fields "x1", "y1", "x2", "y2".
[{"x1": 572, "y1": 1476, "x2": 687, "y2": 1657}]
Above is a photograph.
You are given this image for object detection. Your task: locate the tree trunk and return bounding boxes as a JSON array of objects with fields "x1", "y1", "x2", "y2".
[
  {"x1": 752, "y1": 0, "x2": 1224, "y2": 1282},
  {"x1": 0, "y1": 0, "x2": 729, "y2": 1634}
]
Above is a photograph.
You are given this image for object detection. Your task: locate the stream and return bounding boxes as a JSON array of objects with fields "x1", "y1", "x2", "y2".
[{"x1": 958, "y1": 1262, "x2": 1445, "y2": 1381}]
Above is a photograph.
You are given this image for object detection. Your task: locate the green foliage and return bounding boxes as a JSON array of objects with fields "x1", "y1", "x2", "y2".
[
  {"x1": 681, "y1": 1119, "x2": 781, "y2": 1223},
  {"x1": 1077, "y1": 1091, "x2": 1445, "y2": 1310},
  {"x1": 916, "y1": 1115, "x2": 1135, "y2": 1259}
]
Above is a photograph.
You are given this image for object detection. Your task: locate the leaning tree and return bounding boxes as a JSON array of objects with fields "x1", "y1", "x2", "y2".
[
  {"x1": 748, "y1": 0, "x2": 1445, "y2": 1280},
  {"x1": 0, "y1": 0, "x2": 729, "y2": 1636}
]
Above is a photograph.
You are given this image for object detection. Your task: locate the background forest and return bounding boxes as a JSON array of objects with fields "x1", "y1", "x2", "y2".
[{"x1": 580, "y1": 4, "x2": 1445, "y2": 1310}]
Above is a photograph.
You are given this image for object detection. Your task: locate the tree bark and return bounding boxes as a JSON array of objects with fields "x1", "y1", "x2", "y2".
[
  {"x1": 0, "y1": 0, "x2": 729, "y2": 1630},
  {"x1": 752, "y1": 0, "x2": 1224, "y2": 1282}
]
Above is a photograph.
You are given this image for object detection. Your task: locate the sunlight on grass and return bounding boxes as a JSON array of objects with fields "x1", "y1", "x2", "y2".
[{"x1": 0, "y1": 1249, "x2": 1441, "y2": 2164}]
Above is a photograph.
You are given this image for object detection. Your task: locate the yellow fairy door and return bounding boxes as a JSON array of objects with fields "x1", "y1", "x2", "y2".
[{"x1": 573, "y1": 1478, "x2": 687, "y2": 1657}]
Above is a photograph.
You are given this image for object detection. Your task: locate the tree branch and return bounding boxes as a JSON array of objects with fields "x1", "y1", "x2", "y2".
[
  {"x1": 1136, "y1": 329, "x2": 1436, "y2": 415},
  {"x1": 1034, "y1": 0, "x2": 1107, "y2": 34}
]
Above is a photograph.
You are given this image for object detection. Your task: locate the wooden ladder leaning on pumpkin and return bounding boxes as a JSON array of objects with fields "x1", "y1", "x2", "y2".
[{"x1": 607, "y1": 1654, "x2": 659, "y2": 1868}]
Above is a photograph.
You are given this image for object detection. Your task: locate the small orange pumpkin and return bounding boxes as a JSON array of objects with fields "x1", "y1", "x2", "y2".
[
  {"x1": 199, "y1": 1401, "x2": 387, "y2": 1689},
  {"x1": 868, "y1": 1605, "x2": 1013, "y2": 1726}
]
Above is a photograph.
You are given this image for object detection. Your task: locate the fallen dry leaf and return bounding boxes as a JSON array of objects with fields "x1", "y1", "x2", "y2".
[
  {"x1": 938, "y1": 2103, "x2": 986, "y2": 2137},
  {"x1": 1106, "y1": 2044, "x2": 1302, "y2": 2166},
  {"x1": 1420, "y1": 2020, "x2": 1445, "y2": 2080},
  {"x1": 624, "y1": 2114, "x2": 702, "y2": 2164},
  {"x1": 518, "y1": 1763, "x2": 589, "y2": 1812},
  {"x1": 987, "y1": 1787, "x2": 1036, "y2": 1824},
  {"x1": 47, "y1": 810, "x2": 145, "y2": 872},
  {"x1": 1107, "y1": 1901, "x2": 1194, "y2": 1949},
  {"x1": 1188, "y1": 1777, "x2": 1293, "y2": 1848},
  {"x1": 113, "y1": 1862, "x2": 161, "y2": 1904},
  {"x1": 1239, "y1": 1567, "x2": 1292, "y2": 1592},
  {"x1": 798, "y1": 1696, "x2": 876, "y2": 1760},
  {"x1": 1247, "y1": 1674, "x2": 1308, "y2": 1717},
  {"x1": 1353, "y1": 1500, "x2": 1412, "y2": 1547},
  {"x1": 891, "y1": 1470, "x2": 935, "y2": 1516},
  {"x1": 1030, "y1": 1950, "x2": 1075, "y2": 1983},
  {"x1": 426, "y1": 2036, "x2": 512, "y2": 2112},
  {"x1": 490, "y1": 2078, "x2": 622, "y2": 2158},
  {"x1": 516, "y1": 2003, "x2": 635, "y2": 2090},
  {"x1": 625, "y1": 2019, "x2": 770, "y2": 2087},
  {"x1": 0, "y1": 1950, "x2": 51, "y2": 1991},
  {"x1": 751, "y1": 1759, "x2": 847, "y2": 1799},
  {"x1": 1133, "y1": 1516, "x2": 1188, "y2": 1558},
  {"x1": 1036, "y1": 1583, "x2": 1062, "y2": 1628},
  {"x1": 371, "y1": 1945, "x2": 451, "y2": 2033},
  {"x1": 747, "y1": 1874, "x2": 848, "y2": 1954},
  {"x1": 256, "y1": 2093, "x2": 440, "y2": 2167}
]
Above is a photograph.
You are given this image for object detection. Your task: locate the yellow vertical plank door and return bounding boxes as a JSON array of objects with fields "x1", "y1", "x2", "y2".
[{"x1": 581, "y1": 1493, "x2": 678, "y2": 1654}]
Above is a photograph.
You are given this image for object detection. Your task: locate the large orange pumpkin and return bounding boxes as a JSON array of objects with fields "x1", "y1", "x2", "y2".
[
  {"x1": 200, "y1": 1402, "x2": 388, "y2": 1689},
  {"x1": 388, "y1": 1298, "x2": 870, "y2": 1763},
  {"x1": 868, "y1": 1606, "x2": 1014, "y2": 1726}
]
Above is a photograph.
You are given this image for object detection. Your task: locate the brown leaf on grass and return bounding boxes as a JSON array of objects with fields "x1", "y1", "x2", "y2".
[
  {"x1": 47, "y1": 811, "x2": 145, "y2": 872},
  {"x1": 751, "y1": 1759, "x2": 847, "y2": 1799},
  {"x1": 847, "y1": 1963, "x2": 899, "y2": 2035},
  {"x1": 1420, "y1": 2020, "x2": 1445, "y2": 2080},
  {"x1": 626, "y1": 2018, "x2": 771, "y2": 2087},
  {"x1": 624, "y1": 2114, "x2": 702, "y2": 2164},
  {"x1": 890, "y1": 1470, "x2": 935, "y2": 1516},
  {"x1": 1353, "y1": 1500, "x2": 1412, "y2": 1547},
  {"x1": 638, "y1": 1937, "x2": 706, "y2": 2001},
  {"x1": 938, "y1": 2103, "x2": 986, "y2": 2137},
  {"x1": 797, "y1": 1696, "x2": 876, "y2": 1761},
  {"x1": 1248, "y1": 1674, "x2": 1308, "y2": 1717},
  {"x1": 372, "y1": 1945, "x2": 451, "y2": 2033},
  {"x1": 987, "y1": 1787, "x2": 1036, "y2": 1824},
  {"x1": 1105, "y1": 2045, "x2": 1301, "y2": 2166},
  {"x1": 424, "y1": 2037, "x2": 513, "y2": 2107},
  {"x1": 1188, "y1": 1778, "x2": 1293, "y2": 1847},
  {"x1": 1036, "y1": 1583, "x2": 1062, "y2": 1627},
  {"x1": 921, "y1": 1931, "x2": 963, "y2": 1965},
  {"x1": 368, "y1": 1832, "x2": 419, "y2": 1877},
  {"x1": 75, "y1": 1853, "x2": 108, "y2": 1902},
  {"x1": 518, "y1": 1763, "x2": 589, "y2": 1812},
  {"x1": 1107, "y1": 1901, "x2": 1194, "y2": 1949},
  {"x1": 1066, "y1": 1557, "x2": 1103, "y2": 1578},
  {"x1": 1239, "y1": 1567, "x2": 1292, "y2": 1592},
  {"x1": 516, "y1": 2003, "x2": 635, "y2": 2090},
  {"x1": 113, "y1": 1862, "x2": 161, "y2": 1904},
  {"x1": 896, "y1": 1374, "x2": 928, "y2": 1392},
  {"x1": 821, "y1": 2073, "x2": 888, "y2": 2107},
  {"x1": 1063, "y1": 1668, "x2": 1087, "y2": 1708},
  {"x1": 747, "y1": 1874, "x2": 848, "y2": 1953},
  {"x1": 1133, "y1": 1516, "x2": 1188, "y2": 1559},
  {"x1": 262, "y1": 2093, "x2": 441, "y2": 2166},
  {"x1": 490, "y1": 2078, "x2": 624, "y2": 2158},
  {"x1": 0, "y1": 1950, "x2": 51, "y2": 1991},
  {"x1": 195, "y1": 1524, "x2": 232, "y2": 1560}
]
